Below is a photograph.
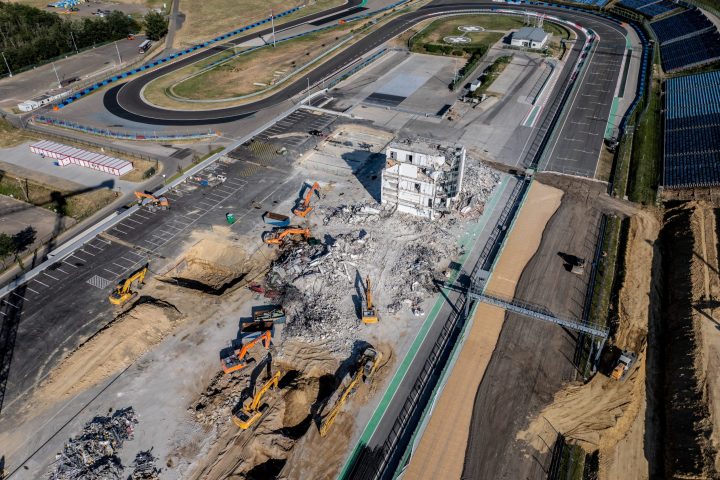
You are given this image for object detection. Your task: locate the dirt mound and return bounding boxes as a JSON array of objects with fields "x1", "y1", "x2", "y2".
[
  {"x1": 163, "y1": 232, "x2": 250, "y2": 293},
  {"x1": 517, "y1": 211, "x2": 660, "y2": 459},
  {"x1": 282, "y1": 377, "x2": 319, "y2": 428},
  {"x1": 28, "y1": 298, "x2": 183, "y2": 407}
]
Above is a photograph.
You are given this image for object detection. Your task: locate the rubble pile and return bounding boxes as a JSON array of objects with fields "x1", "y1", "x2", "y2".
[
  {"x1": 49, "y1": 407, "x2": 138, "y2": 480},
  {"x1": 456, "y1": 159, "x2": 500, "y2": 218},
  {"x1": 128, "y1": 450, "x2": 160, "y2": 479},
  {"x1": 190, "y1": 371, "x2": 249, "y2": 426}
]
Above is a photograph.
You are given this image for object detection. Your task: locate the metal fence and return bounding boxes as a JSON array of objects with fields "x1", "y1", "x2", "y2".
[{"x1": 32, "y1": 115, "x2": 216, "y2": 142}]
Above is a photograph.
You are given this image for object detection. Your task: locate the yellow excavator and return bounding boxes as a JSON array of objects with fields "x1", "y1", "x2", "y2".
[
  {"x1": 231, "y1": 370, "x2": 282, "y2": 429},
  {"x1": 361, "y1": 276, "x2": 379, "y2": 324},
  {"x1": 292, "y1": 182, "x2": 320, "y2": 217},
  {"x1": 319, "y1": 347, "x2": 382, "y2": 437},
  {"x1": 134, "y1": 192, "x2": 170, "y2": 212},
  {"x1": 263, "y1": 227, "x2": 311, "y2": 245},
  {"x1": 108, "y1": 264, "x2": 148, "y2": 305}
]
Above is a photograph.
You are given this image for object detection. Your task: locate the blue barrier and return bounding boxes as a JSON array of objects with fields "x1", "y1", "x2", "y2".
[{"x1": 56, "y1": 6, "x2": 302, "y2": 109}]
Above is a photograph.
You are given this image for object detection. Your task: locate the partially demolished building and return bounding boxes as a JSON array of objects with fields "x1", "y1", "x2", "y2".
[{"x1": 381, "y1": 140, "x2": 466, "y2": 220}]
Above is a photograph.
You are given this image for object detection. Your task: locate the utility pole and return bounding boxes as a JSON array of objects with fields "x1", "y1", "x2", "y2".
[
  {"x1": 51, "y1": 62, "x2": 62, "y2": 88},
  {"x1": 114, "y1": 41, "x2": 122, "y2": 65},
  {"x1": 1, "y1": 51, "x2": 11, "y2": 77},
  {"x1": 70, "y1": 31, "x2": 79, "y2": 55},
  {"x1": 270, "y1": 10, "x2": 276, "y2": 47},
  {"x1": 307, "y1": 77, "x2": 310, "y2": 101}
]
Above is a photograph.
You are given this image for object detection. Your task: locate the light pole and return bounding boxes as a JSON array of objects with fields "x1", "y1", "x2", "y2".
[
  {"x1": 1, "y1": 51, "x2": 11, "y2": 77},
  {"x1": 270, "y1": 10, "x2": 276, "y2": 47},
  {"x1": 70, "y1": 31, "x2": 79, "y2": 55}
]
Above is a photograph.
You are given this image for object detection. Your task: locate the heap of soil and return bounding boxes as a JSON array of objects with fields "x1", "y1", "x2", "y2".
[
  {"x1": 166, "y1": 236, "x2": 249, "y2": 293},
  {"x1": 29, "y1": 299, "x2": 183, "y2": 405}
]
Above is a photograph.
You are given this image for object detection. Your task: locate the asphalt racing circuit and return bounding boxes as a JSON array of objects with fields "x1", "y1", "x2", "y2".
[{"x1": 3, "y1": 0, "x2": 637, "y2": 477}]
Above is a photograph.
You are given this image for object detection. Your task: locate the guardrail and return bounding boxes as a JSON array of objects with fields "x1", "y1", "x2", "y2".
[
  {"x1": 32, "y1": 115, "x2": 217, "y2": 141},
  {"x1": 54, "y1": 6, "x2": 303, "y2": 109}
]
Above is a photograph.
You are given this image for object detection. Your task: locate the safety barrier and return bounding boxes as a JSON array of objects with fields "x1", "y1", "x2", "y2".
[
  {"x1": 33, "y1": 115, "x2": 216, "y2": 141},
  {"x1": 54, "y1": 6, "x2": 303, "y2": 109}
]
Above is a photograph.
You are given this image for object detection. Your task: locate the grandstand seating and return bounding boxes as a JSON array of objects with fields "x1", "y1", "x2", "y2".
[
  {"x1": 650, "y1": 9, "x2": 715, "y2": 44},
  {"x1": 618, "y1": 0, "x2": 678, "y2": 18},
  {"x1": 660, "y1": 30, "x2": 720, "y2": 71},
  {"x1": 569, "y1": 0, "x2": 609, "y2": 7},
  {"x1": 664, "y1": 71, "x2": 720, "y2": 188}
]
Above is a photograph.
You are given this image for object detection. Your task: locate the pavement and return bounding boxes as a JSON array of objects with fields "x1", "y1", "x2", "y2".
[{"x1": 0, "y1": 36, "x2": 149, "y2": 111}]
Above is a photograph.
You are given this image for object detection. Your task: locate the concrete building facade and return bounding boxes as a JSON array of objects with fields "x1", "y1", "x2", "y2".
[
  {"x1": 381, "y1": 140, "x2": 466, "y2": 220},
  {"x1": 510, "y1": 27, "x2": 550, "y2": 49}
]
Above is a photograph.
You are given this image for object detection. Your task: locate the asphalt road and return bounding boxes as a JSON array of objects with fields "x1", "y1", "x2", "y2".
[{"x1": 103, "y1": 0, "x2": 620, "y2": 126}]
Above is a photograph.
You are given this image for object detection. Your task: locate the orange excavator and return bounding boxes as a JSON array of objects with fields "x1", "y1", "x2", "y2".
[
  {"x1": 293, "y1": 182, "x2": 320, "y2": 217},
  {"x1": 134, "y1": 192, "x2": 170, "y2": 212},
  {"x1": 263, "y1": 227, "x2": 311, "y2": 245},
  {"x1": 221, "y1": 331, "x2": 272, "y2": 374}
]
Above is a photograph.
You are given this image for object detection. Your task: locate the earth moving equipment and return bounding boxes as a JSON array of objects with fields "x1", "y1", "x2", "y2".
[
  {"x1": 611, "y1": 351, "x2": 637, "y2": 381},
  {"x1": 361, "y1": 276, "x2": 379, "y2": 324},
  {"x1": 109, "y1": 264, "x2": 148, "y2": 305},
  {"x1": 263, "y1": 227, "x2": 311, "y2": 245},
  {"x1": 232, "y1": 370, "x2": 282, "y2": 429},
  {"x1": 134, "y1": 192, "x2": 169, "y2": 212},
  {"x1": 263, "y1": 211, "x2": 291, "y2": 228},
  {"x1": 320, "y1": 347, "x2": 382, "y2": 437},
  {"x1": 293, "y1": 182, "x2": 320, "y2": 217},
  {"x1": 221, "y1": 331, "x2": 272, "y2": 374}
]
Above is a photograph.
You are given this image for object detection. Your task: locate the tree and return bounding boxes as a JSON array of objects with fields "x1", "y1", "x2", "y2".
[
  {"x1": 0, "y1": 233, "x2": 13, "y2": 267},
  {"x1": 144, "y1": 11, "x2": 167, "y2": 41}
]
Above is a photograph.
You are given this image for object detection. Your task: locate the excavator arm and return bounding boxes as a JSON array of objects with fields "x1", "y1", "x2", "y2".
[
  {"x1": 263, "y1": 227, "x2": 311, "y2": 245},
  {"x1": 108, "y1": 265, "x2": 148, "y2": 305},
  {"x1": 221, "y1": 331, "x2": 272, "y2": 374},
  {"x1": 232, "y1": 370, "x2": 282, "y2": 429},
  {"x1": 293, "y1": 182, "x2": 320, "y2": 217}
]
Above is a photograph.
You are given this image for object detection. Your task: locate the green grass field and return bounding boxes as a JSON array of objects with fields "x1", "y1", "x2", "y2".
[{"x1": 628, "y1": 75, "x2": 661, "y2": 204}]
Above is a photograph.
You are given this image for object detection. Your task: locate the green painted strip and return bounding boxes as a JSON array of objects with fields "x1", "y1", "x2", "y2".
[
  {"x1": 625, "y1": 34, "x2": 631, "y2": 50},
  {"x1": 525, "y1": 105, "x2": 540, "y2": 127},
  {"x1": 605, "y1": 96, "x2": 620, "y2": 139},
  {"x1": 337, "y1": 178, "x2": 510, "y2": 480}
]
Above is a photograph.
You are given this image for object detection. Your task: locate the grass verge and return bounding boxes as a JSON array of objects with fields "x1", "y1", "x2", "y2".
[
  {"x1": 627, "y1": 74, "x2": 661, "y2": 204},
  {"x1": 0, "y1": 118, "x2": 37, "y2": 148},
  {"x1": 471, "y1": 54, "x2": 512, "y2": 96}
]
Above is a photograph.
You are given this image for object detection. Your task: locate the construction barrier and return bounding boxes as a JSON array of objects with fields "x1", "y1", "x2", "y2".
[{"x1": 33, "y1": 115, "x2": 216, "y2": 141}]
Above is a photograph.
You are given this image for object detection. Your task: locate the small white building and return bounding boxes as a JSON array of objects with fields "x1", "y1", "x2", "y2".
[
  {"x1": 17, "y1": 91, "x2": 71, "y2": 112},
  {"x1": 511, "y1": 27, "x2": 550, "y2": 49},
  {"x1": 381, "y1": 140, "x2": 466, "y2": 220}
]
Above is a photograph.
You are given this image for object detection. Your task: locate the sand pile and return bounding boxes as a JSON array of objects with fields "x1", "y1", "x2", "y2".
[
  {"x1": 164, "y1": 234, "x2": 250, "y2": 293},
  {"x1": 29, "y1": 299, "x2": 182, "y2": 406}
]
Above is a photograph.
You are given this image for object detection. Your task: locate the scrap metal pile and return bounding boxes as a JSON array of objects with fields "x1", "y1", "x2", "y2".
[
  {"x1": 49, "y1": 407, "x2": 138, "y2": 480},
  {"x1": 129, "y1": 450, "x2": 160, "y2": 479}
]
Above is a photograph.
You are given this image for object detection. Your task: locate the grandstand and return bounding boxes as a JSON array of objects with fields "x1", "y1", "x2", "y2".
[
  {"x1": 649, "y1": 8, "x2": 720, "y2": 71},
  {"x1": 617, "y1": 0, "x2": 680, "y2": 18},
  {"x1": 663, "y1": 71, "x2": 720, "y2": 189},
  {"x1": 651, "y1": 9, "x2": 715, "y2": 43},
  {"x1": 569, "y1": 0, "x2": 610, "y2": 7}
]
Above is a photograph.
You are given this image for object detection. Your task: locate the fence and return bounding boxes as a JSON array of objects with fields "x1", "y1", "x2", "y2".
[
  {"x1": 55, "y1": 6, "x2": 303, "y2": 109},
  {"x1": 32, "y1": 115, "x2": 216, "y2": 141}
]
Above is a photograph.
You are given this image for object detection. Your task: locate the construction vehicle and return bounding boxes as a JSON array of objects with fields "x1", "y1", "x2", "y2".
[
  {"x1": 319, "y1": 347, "x2": 382, "y2": 437},
  {"x1": 263, "y1": 227, "x2": 311, "y2": 245},
  {"x1": 221, "y1": 330, "x2": 272, "y2": 374},
  {"x1": 134, "y1": 192, "x2": 169, "y2": 212},
  {"x1": 231, "y1": 370, "x2": 282, "y2": 429},
  {"x1": 293, "y1": 182, "x2": 320, "y2": 217},
  {"x1": 108, "y1": 264, "x2": 148, "y2": 305},
  {"x1": 610, "y1": 351, "x2": 637, "y2": 381},
  {"x1": 361, "y1": 276, "x2": 379, "y2": 324},
  {"x1": 263, "y1": 211, "x2": 291, "y2": 227}
]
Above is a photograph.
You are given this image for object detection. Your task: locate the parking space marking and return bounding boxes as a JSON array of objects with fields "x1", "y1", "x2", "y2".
[
  {"x1": 26, "y1": 286, "x2": 40, "y2": 295},
  {"x1": 33, "y1": 278, "x2": 50, "y2": 288},
  {"x1": 79, "y1": 249, "x2": 94, "y2": 257},
  {"x1": 103, "y1": 268, "x2": 120, "y2": 277},
  {"x1": 43, "y1": 271, "x2": 59, "y2": 281},
  {"x1": 62, "y1": 261, "x2": 77, "y2": 269},
  {"x1": 11, "y1": 291, "x2": 27, "y2": 302}
]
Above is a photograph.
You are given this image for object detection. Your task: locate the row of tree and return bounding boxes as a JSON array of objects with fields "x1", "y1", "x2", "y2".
[{"x1": 0, "y1": 3, "x2": 167, "y2": 75}]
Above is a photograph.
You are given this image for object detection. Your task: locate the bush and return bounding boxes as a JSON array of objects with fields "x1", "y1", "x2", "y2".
[
  {"x1": 142, "y1": 166, "x2": 156, "y2": 179},
  {"x1": 144, "y1": 11, "x2": 168, "y2": 41}
]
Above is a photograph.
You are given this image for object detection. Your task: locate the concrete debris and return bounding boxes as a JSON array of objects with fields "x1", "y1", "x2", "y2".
[
  {"x1": 128, "y1": 450, "x2": 160, "y2": 479},
  {"x1": 455, "y1": 158, "x2": 501, "y2": 219},
  {"x1": 49, "y1": 407, "x2": 138, "y2": 480},
  {"x1": 190, "y1": 371, "x2": 251, "y2": 426}
]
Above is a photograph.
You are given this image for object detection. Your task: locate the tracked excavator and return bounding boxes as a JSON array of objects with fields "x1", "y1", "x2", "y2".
[
  {"x1": 134, "y1": 192, "x2": 170, "y2": 211},
  {"x1": 263, "y1": 227, "x2": 311, "y2": 245},
  {"x1": 221, "y1": 331, "x2": 272, "y2": 374},
  {"x1": 231, "y1": 370, "x2": 282, "y2": 429},
  {"x1": 293, "y1": 182, "x2": 320, "y2": 217},
  {"x1": 361, "y1": 276, "x2": 379, "y2": 324},
  {"x1": 108, "y1": 264, "x2": 148, "y2": 305},
  {"x1": 319, "y1": 347, "x2": 382, "y2": 437}
]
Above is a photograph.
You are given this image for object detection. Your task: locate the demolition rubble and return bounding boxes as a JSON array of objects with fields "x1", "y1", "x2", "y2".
[{"x1": 49, "y1": 407, "x2": 138, "y2": 480}]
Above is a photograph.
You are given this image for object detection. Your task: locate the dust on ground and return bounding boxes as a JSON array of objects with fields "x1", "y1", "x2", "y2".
[{"x1": 405, "y1": 180, "x2": 563, "y2": 480}]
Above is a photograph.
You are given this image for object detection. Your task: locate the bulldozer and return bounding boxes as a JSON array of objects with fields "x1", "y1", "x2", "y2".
[
  {"x1": 292, "y1": 182, "x2": 320, "y2": 217},
  {"x1": 610, "y1": 350, "x2": 637, "y2": 381},
  {"x1": 134, "y1": 192, "x2": 170, "y2": 212},
  {"x1": 319, "y1": 347, "x2": 382, "y2": 437},
  {"x1": 231, "y1": 370, "x2": 282, "y2": 429},
  {"x1": 221, "y1": 331, "x2": 272, "y2": 374},
  {"x1": 108, "y1": 264, "x2": 148, "y2": 305},
  {"x1": 361, "y1": 276, "x2": 379, "y2": 324},
  {"x1": 263, "y1": 227, "x2": 311, "y2": 245}
]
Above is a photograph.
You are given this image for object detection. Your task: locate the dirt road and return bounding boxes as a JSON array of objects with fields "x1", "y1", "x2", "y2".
[{"x1": 461, "y1": 181, "x2": 602, "y2": 479}]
